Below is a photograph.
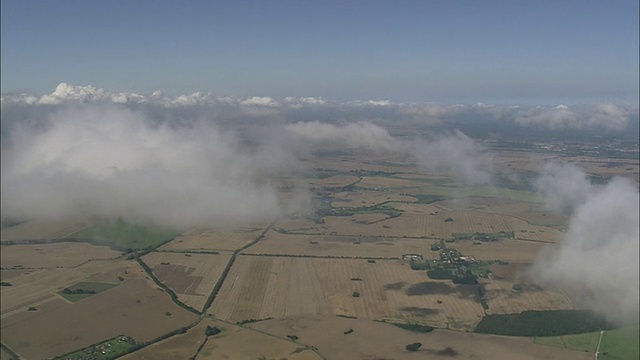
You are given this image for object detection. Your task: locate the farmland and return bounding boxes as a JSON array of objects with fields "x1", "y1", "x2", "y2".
[
  {"x1": 1, "y1": 140, "x2": 637, "y2": 360},
  {"x1": 140, "y1": 252, "x2": 233, "y2": 311},
  {"x1": 158, "y1": 224, "x2": 268, "y2": 252},
  {"x1": 212, "y1": 255, "x2": 486, "y2": 330}
]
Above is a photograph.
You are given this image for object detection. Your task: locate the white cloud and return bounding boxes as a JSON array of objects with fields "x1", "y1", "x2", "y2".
[
  {"x1": 410, "y1": 130, "x2": 494, "y2": 186},
  {"x1": 240, "y1": 96, "x2": 279, "y2": 107},
  {"x1": 536, "y1": 162, "x2": 593, "y2": 215},
  {"x1": 529, "y1": 175, "x2": 639, "y2": 325},
  {"x1": 0, "y1": 104, "x2": 301, "y2": 228},
  {"x1": 285, "y1": 121, "x2": 399, "y2": 151}
]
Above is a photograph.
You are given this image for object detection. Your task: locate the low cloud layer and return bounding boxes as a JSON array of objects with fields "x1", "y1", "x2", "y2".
[
  {"x1": 529, "y1": 166, "x2": 639, "y2": 325},
  {"x1": 410, "y1": 130, "x2": 494, "y2": 186},
  {"x1": 2, "y1": 83, "x2": 637, "y2": 134},
  {"x1": 285, "y1": 121, "x2": 400, "y2": 151},
  {"x1": 1, "y1": 104, "x2": 302, "y2": 229}
]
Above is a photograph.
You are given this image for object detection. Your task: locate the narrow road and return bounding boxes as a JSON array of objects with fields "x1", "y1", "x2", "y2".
[{"x1": 595, "y1": 330, "x2": 604, "y2": 359}]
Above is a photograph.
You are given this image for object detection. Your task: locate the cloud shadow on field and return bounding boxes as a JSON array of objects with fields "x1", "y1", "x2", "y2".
[
  {"x1": 405, "y1": 282, "x2": 480, "y2": 300},
  {"x1": 383, "y1": 281, "x2": 407, "y2": 290},
  {"x1": 398, "y1": 306, "x2": 440, "y2": 316},
  {"x1": 425, "y1": 347, "x2": 459, "y2": 357}
]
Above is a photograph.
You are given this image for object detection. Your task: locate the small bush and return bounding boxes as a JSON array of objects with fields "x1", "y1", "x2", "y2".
[
  {"x1": 405, "y1": 342, "x2": 422, "y2": 351},
  {"x1": 512, "y1": 283, "x2": 523, "y2": 291},
  {"x1": 367, "y1": 259, "x2": 376, "y2": 263},
  {"x1": 205, "y1": 326, "x2": 221, "y2": 336},
  {"x1": 287, "y1": 335, "x2": 299, "y2": 341},
  {"x1": 352, "y1": 291, "x2": 360, "y2": 297}
]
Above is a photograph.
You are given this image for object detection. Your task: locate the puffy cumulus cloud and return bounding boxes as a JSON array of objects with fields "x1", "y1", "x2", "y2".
[
  {"x1": 284, "y1": 121, "x2": 400, "y2": 151},
  {"x1": 240, "y1": 96, "x2": 279, "y2": 107},
  {"x1": 528, "y1": 175, "x2": 639, "y2": 325},
  {"x1": 347, "y1": 99, "x2": 397, "y2": 107},
  {"x1": 0, "y1": 104, "x2": 305, "y2": 229},
  {"x1": 37, "y1": 83, "x2": 108, "y2": 104},
  {"x1": 536, "y1": 162, "x2": 593, "y2": 215},
  {"x1": 584, "y1": 103, "x2": 630, "y2": 130},
  {"x1": 410, "y1": 130, "x2": 494, "y2": 186}
]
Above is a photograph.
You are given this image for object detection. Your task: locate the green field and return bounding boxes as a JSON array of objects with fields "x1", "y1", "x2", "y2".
[
  {"x1": 600, "y1": 325, "x2": 639, "y2": 360},
  {"x1": 67, "y1": 218, "x2": 179, "y2": 251},
  {"x1": 474, "y1": 310, "x2": 614, "y2": 337},
  {"x1": 534, "y1": 331, "x2": 600, "y2": 352},
  {"x1": 533, "y1": 325, "x2": 639, "y2": 360},
  {"x1": 57, "y1": 282, "x2": 118, "y2": 302}
]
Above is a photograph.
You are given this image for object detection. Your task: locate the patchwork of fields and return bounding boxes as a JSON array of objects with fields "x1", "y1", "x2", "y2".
[{"x1": 1, "y1": 146, "x2": 635, "y2": 360}]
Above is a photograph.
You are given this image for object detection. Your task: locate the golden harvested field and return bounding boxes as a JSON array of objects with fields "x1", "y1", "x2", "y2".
[
  {"x1": 333, "y1": 210, "x2": 562, "y2": 242},
  {"x1": 141, "y1": 251, "x2": 232, "y2": 311},
  {"x1": 483, "y1": 280, "x2": 573, "y2": 315},
  {"x1": 356, "y1": 176, "x2": 423, "y2": 189},
  {"x1": 274, "y1": 217, "x2": 322, "y2": 233},
  {"x1": 393, "y1": 202, "x2": 441, "y2": 214},
  {"x1": 1, "y1": 277, "x2": 198, "y2": 360},
  {"x1": 159, "y1": 224, "x2": 267, "y2": 252},
  {"x1": 307, "y1": 175, "x2": 360, "y2": 188},
  {"x1": 196, "y1": 318, "x2": 322, "y2": 360},
  {"x1": 276, "y1": 207, "x2": 562, "y2": 243},
  {"x1": 245, "y1": 231, "x2": 433, "y2": 259},
  {"x1": 450, "y1": 239, "x2": 549, "y2": 262},
  {"x1": 120, "y1": 317, "x2": 210, "y2": 360},
  {"x1": 1, "y1": 243, "x2": 122, "y2": 269},
  {"x1": 332, "y1": 190, "x2": 417, "y2": 208},
  {"x1": 0, "y1": 218, "x2": 100, "y2": 242},
  {"x1": 212, "y1": 256, "x2": 485, "y2": 330},
  {"x1": 249, "y1": 315, "x2": 592, "y2": 360},
  {"x1": 476, "y1": 202, "x2": 568, "y2": 229},
  {"x1": 560, "y1": 156, "x2": 640, "y2": 180}
]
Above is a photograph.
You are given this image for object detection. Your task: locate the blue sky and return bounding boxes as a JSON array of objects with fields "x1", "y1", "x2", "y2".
[{"x1": 1, "y1": 0, "x2": 638, "y2": 104}]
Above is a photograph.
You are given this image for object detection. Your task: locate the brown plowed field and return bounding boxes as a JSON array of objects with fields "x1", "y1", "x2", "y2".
[
  {"x1": 141, "y1": 252, "x2": 232, "y2": 311},
  {"x1": 212, "y1": 256, "x2": 484, "y2": 330},
  {"x1": 308, "y1": 175, "x2": 360, "y2": 188},
  {"x1": 1, "y1": 259, "x2": 137, "y2": 318},
  {"x1": 0, "y1": 218, "x2": 100, "y2": 242},
  {"x1": 196, "y1": 318, "x2": 322, "y2": 360},
  {"x1": 159, "y1": 225, "x2": 267, "y2": 252},
  {"x1": 1, "y1": 243, "x2": 122, "y2": 269},
  {"x1": 0, "y1": 278, "x2": 198, "y2": 360}
]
